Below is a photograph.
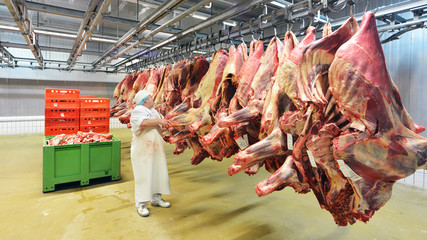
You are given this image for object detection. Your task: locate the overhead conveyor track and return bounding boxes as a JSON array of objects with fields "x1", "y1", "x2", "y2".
[
  {"x1": 3, "y1": 0, "x2": 43, "y2": 68},
  {"x1": 66, "y1": 0, "x2": 112, "y2": 70},
  {"x1": 0, "y1": 44, "x2": 14, "y2": 67},
  {"x1": 0, "y1": 0, "x2": 426, "y2": 73},
  {"x1": 120, "y1": 0, "x2": 427, "y2": 73},
  {"x1": 113, "y1": 0, "x2": 275, "y2": 70},
  {"x1": 91, "y1": 0, "x2": 192, "y2": 70},
  {"x1": 92, "y1": 0, "x2": 215, "y2": 71}
]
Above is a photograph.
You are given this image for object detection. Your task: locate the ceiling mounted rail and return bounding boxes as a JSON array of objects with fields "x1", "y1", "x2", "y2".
[
  {"x1": 0, "y1": 45, "x2": 15, "y2": 67},
  {"x1": 91, "y1": 0, "x2": 188, "y2": 70},
  {"x1": 66, "y1": 0, "x2": 112, "y2": 70},
  {"x1": 114, "y1": 0, "x2": 275, "y2": 69},
  {"x1": 3, "y1": 0, "x2": 43, "y2": 68},
  {"x1": 121, "y1": 0, "x2": 427, "y2": 72},
  {"x1": 0, "y1": 0, "x2": 204, "y2": 34},
  {"x1": 330, "y1": 0, "x2": 427, "y2": 27},
  {"x1": 92, "y1": 0, "x2": 215, "y2": 71}
]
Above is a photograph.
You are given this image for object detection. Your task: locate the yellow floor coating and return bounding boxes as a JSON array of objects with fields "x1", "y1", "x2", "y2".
[{"x1": 0, "y1": 128, "x2": 427, "y2": 240}]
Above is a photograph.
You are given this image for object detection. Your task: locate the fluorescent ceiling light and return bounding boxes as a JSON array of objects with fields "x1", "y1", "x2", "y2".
[
  {"x1": 0, "y1": 25, "x2": 19, "y2": 31},
  {"x1": 193, "y1": 50, "x2": 206, "y2": 54},
  {"x1": 157, "y1": 32, "x2": 173, "y2": 38},
  {"x1": 223, "y1": 21, "x2": 236, "y2": 27},
  {"x1": 192, "y1": 13, "x2": 208, "y2": 20},
  {"x1": 35, "y1": 30, "x2": 76, "y2": 38},
  {"x1": 162, "y1": 46, "x2": 172, "y2": 50},
  {"x1": 91, "y1": 37, "x2": 117, "y2": 43},
  {"x1": 271, "y1": 1, "x2": 289, "y2": 8}
]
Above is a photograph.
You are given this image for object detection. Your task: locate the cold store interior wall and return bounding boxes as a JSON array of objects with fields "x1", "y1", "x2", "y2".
[
  {"x1": 381, "y1": 27, "x2": 427, "y2": 139},
  {"x1": 0, "y1": 68, "x2": 125, "y2": 117}
]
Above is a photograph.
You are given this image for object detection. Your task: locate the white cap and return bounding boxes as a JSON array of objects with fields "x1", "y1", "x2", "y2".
[{"x1": 134, "y1": 90, "x2": 151, "y2": 105}]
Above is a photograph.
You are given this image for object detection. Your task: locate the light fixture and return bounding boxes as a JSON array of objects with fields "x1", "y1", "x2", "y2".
[
  {"x1": 91, "y1": 37, "x2": 117, "y2": 43},
  {"x1": 0, "y1": 25, "x2": 120, "y2": 44},
  {"x1": 162, "y1": 46, "x2": 172, "y2": 50},
  {"x1": 34, "y1": 29, "x2": 76, "y2": 38},
  {"x1": 223, "y1": 21, "x2": 237, "y2": 27},
  {"x1": 193, "y1": 50, "x2": 206, "y2": 54},
  {"x1": 191, "y1": 13, "x2": 208, "y2": 20},
  {"x1": 0, "y1": 25, "x2": 19, "y2": 31},
  {"x1": 271, "y1": 1, "x2": 290, "y2": 8}
]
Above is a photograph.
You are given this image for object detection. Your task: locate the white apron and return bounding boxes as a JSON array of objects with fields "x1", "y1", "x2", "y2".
[{"x1": 130, "y1": 106, "x2": 171, "y2": 205}]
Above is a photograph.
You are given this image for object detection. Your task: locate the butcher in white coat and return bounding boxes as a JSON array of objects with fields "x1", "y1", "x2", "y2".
[{"x1": 130, "y1": 90, "x2": 171, "y2": 217}]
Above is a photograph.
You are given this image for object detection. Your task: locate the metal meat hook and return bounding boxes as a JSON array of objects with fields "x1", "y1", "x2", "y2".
[
  {"x1": 258, "y1": 14, "x2": 265, "y2": 40},
  {"x1": 239, "y1": 22, "x2": 245, "y2": 43},
  {"x1": 250, "y1": 17, "x2": 256, "y2": 41},
  {"x1": 271, "y1": 10, "x2": 277, "y2": 37},
  {"x1": 228, "y1": 26, "x2": 234, "y2": 48}
]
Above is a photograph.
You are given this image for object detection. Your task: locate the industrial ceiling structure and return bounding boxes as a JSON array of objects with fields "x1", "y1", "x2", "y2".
[{"x1": 0, "y1": 0, "x2": 426, "y2": 73}]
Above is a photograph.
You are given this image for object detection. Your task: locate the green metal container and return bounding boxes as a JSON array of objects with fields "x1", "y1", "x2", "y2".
[{"x1": 43, "y1": 136, "x2": 121, "y2": 192}]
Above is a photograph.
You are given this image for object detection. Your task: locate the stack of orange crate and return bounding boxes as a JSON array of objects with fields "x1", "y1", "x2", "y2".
[
  {"x1": 45, "y1": 89, "x2": 80, "y2": 136},
  {"x1": 79, "y1": 97, "x2": 110, "y2": 133}
]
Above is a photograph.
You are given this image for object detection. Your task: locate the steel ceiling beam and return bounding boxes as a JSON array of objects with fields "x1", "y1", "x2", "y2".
[
  {"x1": 67, "y1": 0, "x2": 112, "y2": 70},
  {"x1": 330, "y1": 0, "x2": 427, "y2": 28},
  {"x1": 3, "y1": 0, "x2": 43, "y2": 67},
  {"x1": 0, "y1": 44, "x2": 14, "y2": 67},
  {"x1": 0, "y1": 41, "x2": 131, "y2": 58},
  {"x1": 67, "y1": 0, "x2": 103, "y2": 66},
  {"x1": 0, "y1": 1, "x2": 197, "y2": 35},
  {"x1": 93, "y1": 0, "x2": 214, "y2": 71},
  {"x1": 114, "y1": 0, "x2": 274, "y2": 68},
  {"x1": 91, "y1": 0, "x2": 188, "y2": 69}
]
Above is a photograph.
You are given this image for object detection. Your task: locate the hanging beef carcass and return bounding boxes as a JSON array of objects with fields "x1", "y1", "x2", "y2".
[
  {"x1": 200, "y1": 43, "x2": 248, "y2": 161},
  {"x1": 154, "y1": 64, "x2": 171, "y2": 108},
  {"x1": 213, "y1": 40, "x2": 264, "y2": 147},
  {"x1": 110, "y1": 74, "x2": 130, "y2": 116},
  {"x1": 219, "y1": 37, "x2": 283, "y2": 129},
  {"x1": 254, "y1": 19, "x2": 360, "y2": 225},
  {"x1": 157, "y1": 60, "x2": 188, "y2": 116},
  {"x1": 228, "y1": 31, "x2": 299, "y2": 176},
  {"x1": 168, "y1": 49, "x2": 229, "y2": 164},
  {"x1": 210, "y1": 43, "x2": 248, "y2": 115},
  {"x1": 119, "y1": 69, "x2": 152, "y2": 124},
  {"x1": 273, "y1": 18, "x2": 361, "y2": 226},
  {"x1": 217, "y1": 38, "x2": 282, "y2": 174},
  {"x1": 164, "y1": 56, "x2": 210, "y2": 155},
  {"x1": 327, "y1": 12, "x2": 426, "y2": 224},
  {"x1": 116, "y1": 72, "x2": 138, "y2": 123},
  {"x1": 166, "y1": 56, "x2": 210, "y2": 120},
  {"x1": 202, "y1": 43, "x2": 248, "y2": 144},
  {"x1": 144, "y1": 68, "x2": 160, "y2": 95}
]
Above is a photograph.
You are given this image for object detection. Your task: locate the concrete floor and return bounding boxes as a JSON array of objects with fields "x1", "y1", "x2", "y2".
[{"x1": 1, "y1": 128, "x2": 427, "y2": 240}]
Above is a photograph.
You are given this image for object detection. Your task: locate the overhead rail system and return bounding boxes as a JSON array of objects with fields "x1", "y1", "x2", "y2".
[
  {"x1": 0, "y1": 45, "x2": 14, "y2": 68},
  {"x1": 3, "y1": 0, "x2": 44, "y2": 68},
  {"x1": 0, "y1": 0, "x2": 426, "y2": 73},
  {"x1": 91, "y1": 0, "x2": 215, "y2": 71},
  {"x1": 66, "y1": 0, "x2": 112, "y2": 70},
  {"x1": 121, "y1": 0, "x2": 427, "y2": 73}
]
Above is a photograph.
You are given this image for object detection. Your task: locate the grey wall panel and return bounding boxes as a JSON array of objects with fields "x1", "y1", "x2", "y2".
[
  {"x1": 382, "y1": 28, "x2": 427, "y2": 138},
  {"x1": 0, "y1": 78, "x2": 118, "y2": 117}
]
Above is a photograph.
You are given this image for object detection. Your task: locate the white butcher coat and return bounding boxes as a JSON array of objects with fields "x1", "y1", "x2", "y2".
[{"x1": 130, "y1": 105, "x2": 171, "y2": 205}]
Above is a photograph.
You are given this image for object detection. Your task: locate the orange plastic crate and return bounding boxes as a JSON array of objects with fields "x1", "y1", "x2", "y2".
[
  {"x1": 45, "y1": 89, "x2": 80, "y2": 99},
  {"x1": 45, "y1": 118, "x2": 79, "y2": 128},
  {"x1": 45, "y1": 126, "x2": 79, "y2": 136},
  {"x1": 45, "y1": 98, "x2": 79, "y2": 108},
  {"x1": 80, "y1": 108, "x2": 109, "y2": 117},
  {"x1": 80, "y1": 98, "x2": 110, "y2": 108},
  {"x1": 80, "y1": 116, "x2": 109, "y2": 126},
  {"x1": 80, "y1": 125, "x2": 109, "y2": 133},
  {"x1": 45, "y1": 108, "x2": 79, "y2": 118}
]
